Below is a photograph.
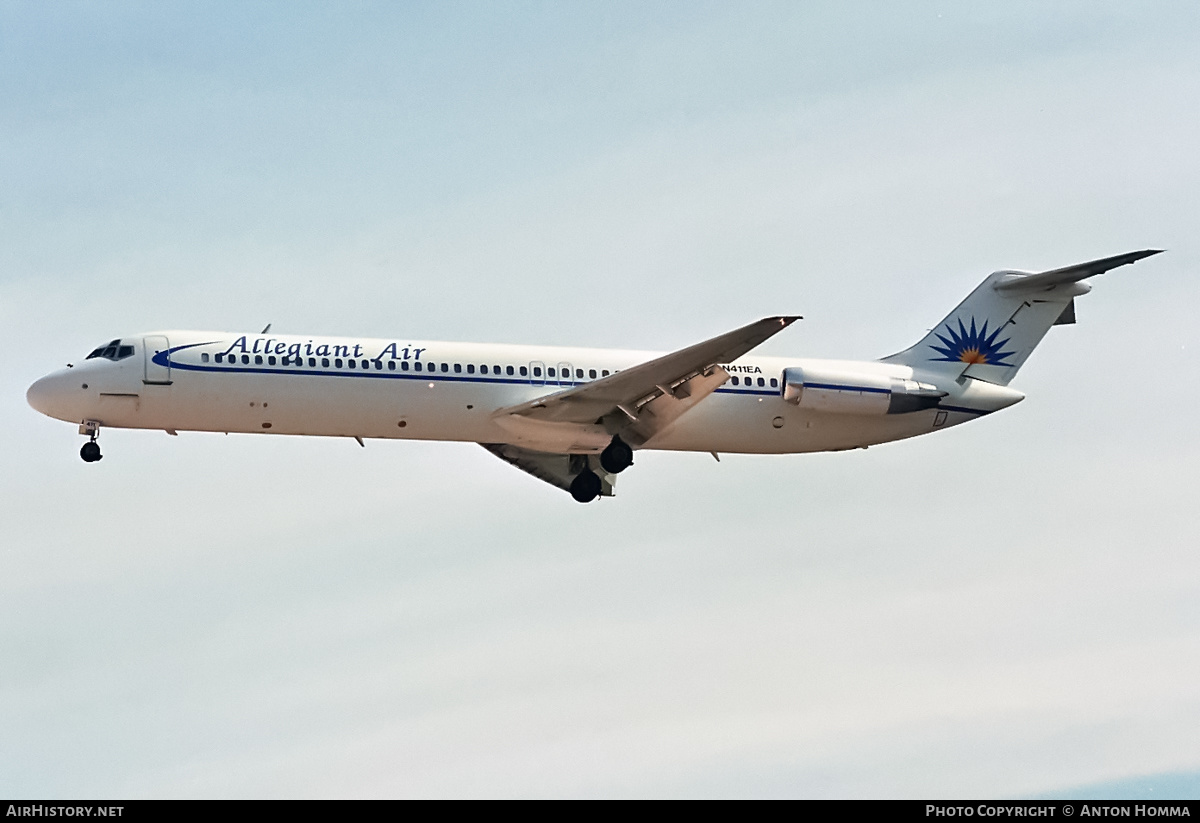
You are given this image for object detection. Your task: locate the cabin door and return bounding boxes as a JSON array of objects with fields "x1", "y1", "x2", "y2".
[{"x1": 143, "y1": 335, "x2": 173, "y2": 385}]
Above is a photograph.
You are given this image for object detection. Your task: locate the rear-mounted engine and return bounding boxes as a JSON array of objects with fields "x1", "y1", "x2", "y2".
[{"x1": 781, "y1": 366, "x2": 946, "y2": 415}]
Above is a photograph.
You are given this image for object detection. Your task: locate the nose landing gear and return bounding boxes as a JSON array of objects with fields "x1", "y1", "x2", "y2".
[{"x1": 79, "y1": 420, "x2": 103, "y2": 463}]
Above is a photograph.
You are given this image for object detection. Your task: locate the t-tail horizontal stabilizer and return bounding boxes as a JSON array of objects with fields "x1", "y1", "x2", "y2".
[
  {"x1": 993, "y1": 249, "x2": 1162, "y2": 294},
  {"x1": 881, "y1": 250, "x2": 1162, "y2": 386}
]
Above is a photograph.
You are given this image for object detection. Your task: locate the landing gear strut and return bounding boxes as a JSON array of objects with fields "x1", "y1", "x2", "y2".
[
  {"x1": 600, "y1": 435, "x2": 634, "y2": 474},
  {"x1": 569, "y1": 468, "x2": 602, "y2": 503},
  {"x1": 79, "y1": 420, "x2": 103, "y2": 463}
]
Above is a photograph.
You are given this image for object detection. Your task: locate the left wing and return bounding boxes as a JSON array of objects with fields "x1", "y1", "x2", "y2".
[{"x1": 492, "y1": 315, "x2": 799, "y2": 448}]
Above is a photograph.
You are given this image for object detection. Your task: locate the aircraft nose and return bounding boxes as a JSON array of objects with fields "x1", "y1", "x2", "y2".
[
  {"x1": 27, "y1": 372, "x2": 77, "y2": 420},
  {"x1": 26, "y1": 375, "x2": 55, "y2": 416}
]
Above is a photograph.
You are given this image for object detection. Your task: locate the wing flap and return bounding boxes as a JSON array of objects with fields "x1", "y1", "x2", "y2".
[{"x1": 622, "y1": 365, "x2": 730, "y2": 447}]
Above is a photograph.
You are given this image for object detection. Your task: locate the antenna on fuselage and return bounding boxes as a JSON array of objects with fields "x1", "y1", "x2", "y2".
[{"x1": 261, "y1": 323, "x2": 272, "y2": 334}]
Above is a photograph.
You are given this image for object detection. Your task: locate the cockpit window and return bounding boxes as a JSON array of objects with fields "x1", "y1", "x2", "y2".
[{"x1": 86, "y1": 339, "x2": 136, "y2": 362}]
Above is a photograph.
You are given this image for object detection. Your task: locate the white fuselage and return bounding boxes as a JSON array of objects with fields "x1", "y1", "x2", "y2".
[{"x1": 27, "y1": 330, "x2": 1024, "y2": 455}]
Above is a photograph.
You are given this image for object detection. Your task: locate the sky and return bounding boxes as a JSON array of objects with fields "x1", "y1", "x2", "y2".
[{"x1": 2, "y1": 0, "x2": 1199, "y2": 799}]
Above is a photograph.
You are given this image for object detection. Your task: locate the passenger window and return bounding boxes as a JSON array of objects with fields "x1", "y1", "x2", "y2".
[
  {"x1": 387, "y1": 361, "x2": 395, "y2": 371},
  {"x1": 215, "y1": 353, "x2": 223, "y2": 363},
  {"x1": 533, "y1": 367, "x2": 541, "y2": 377},
  {"x1": 268, "y1": 356, "x2": 276, "y2": 365},
  {"x1": 242, "y1": 355, "x2": 250, "y2": 364},
  {"x1": 322, "y1": 358, "x2": 330, "y2": 367},
  {"x1": 480, "y1": 365, "x2": 488, "y2": 374},
  {"x1": 770, "y1": 377, "x2": 778, "y2": 388},
  {"x1": 547, "y1": 367, "x2": 555, "y2": 378},
  {"x1": 400, "y1": 361, "x2": 409, "y2": 371},
  {"x1": 202, "y1": 353, "x2": 210, "y2": 363},
  {"x1": 348, "y1": 359, "x2": 356, "y2": 369},
  {"x1": 415, "y1": 362, "x2": 423, "y2": 372},
  {"x1": 508, "y1": 366, "x2": 516, "y2": 376},
  {"x1": 732, "y1": 376, "x2": 740, "y2": 386},
  {"x1": 364, "y1": 360, "x2": 371, "y2": 369},
  {"x1": 308, "y1": 357, "x2": 315, "y2": 367},
  {"x1": 757, "y1": 377, "x2": 765, "y2": 387},
  {"x1": 467, "y1": 364, "x2": 475, "y2": 374},
  {"x1": 454, "y1": 363, "x2": 462, "y2": 374},
  {"x1": 519, "y1": 366, "x2": 526, "y2": 376},
  {"x1": 575, "y1": 368, "x2": 583, "y2": 379},
  {"x1": 589, "y1": 369, "x2": 597, "y2": 379},
  {"x1": 441, "y1": 363, "x2": 449, "y2": 373},
  {"x1": 335, "y1": 358, "x2": 343, "y2": 368},
  {"x1": 602, "y1": 370, "x2": 610, "y2": 376}
]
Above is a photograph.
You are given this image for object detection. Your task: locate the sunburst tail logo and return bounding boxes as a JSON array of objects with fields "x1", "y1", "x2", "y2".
[{"x1": 929, "y1": 317, "x2": 1016, "y2": 366}]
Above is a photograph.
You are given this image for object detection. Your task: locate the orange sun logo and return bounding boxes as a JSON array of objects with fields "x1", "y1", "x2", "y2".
[{"x1": 929, "y1": 317, "x2": 1016, "y2": 367}]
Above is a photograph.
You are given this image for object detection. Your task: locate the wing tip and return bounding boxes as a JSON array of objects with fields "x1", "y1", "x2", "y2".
[{"x1": 1130, "y1": 248, "x2": 1165, "y2": 260}]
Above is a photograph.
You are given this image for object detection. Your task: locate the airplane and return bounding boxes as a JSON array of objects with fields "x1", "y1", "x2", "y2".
[{"x1": 26, "y1": 249, "x2": 1160, "y2": 502}]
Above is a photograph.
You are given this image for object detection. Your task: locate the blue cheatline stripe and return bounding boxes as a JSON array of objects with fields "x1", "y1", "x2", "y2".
[{"x1": 154, "y1": 343, "x2": 987, "y2": 411}]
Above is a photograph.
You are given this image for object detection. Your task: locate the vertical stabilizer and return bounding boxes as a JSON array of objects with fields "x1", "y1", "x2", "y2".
[{"x1": 880, "y1": 250, "x2": 1161, "y2": 386}]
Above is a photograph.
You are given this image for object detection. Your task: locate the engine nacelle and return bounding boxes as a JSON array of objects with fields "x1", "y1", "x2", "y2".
[{"x1": 781, "y1": 367, "x2": 946, "y2": 415}]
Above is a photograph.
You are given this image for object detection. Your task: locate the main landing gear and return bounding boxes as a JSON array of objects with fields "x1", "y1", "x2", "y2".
[
  {"x1": 599, "y1": 435, "x2": 634, "y2": 475},
  {"x1": 570, "y1": 436, "x2": 635, "y2": 503},
  {"x1": 569, "y1": 469, "x2": 602, "y2": 503},
  {"x1": 79, "y1": 420, "x2": 103, "y2": 463}
]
